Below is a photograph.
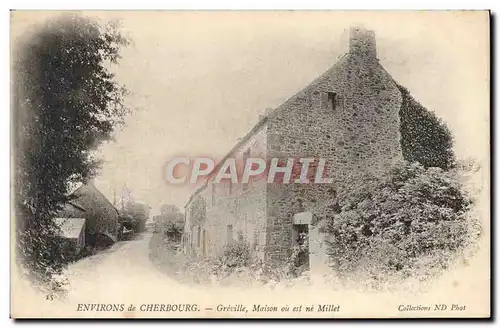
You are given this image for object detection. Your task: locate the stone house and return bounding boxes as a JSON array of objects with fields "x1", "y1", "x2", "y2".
[
  {"x1": 57, "y1": 182, "x2": 122, "y2": 248},
  {"x1": 183, "y1": 26, "x2": 406, "y2": 272}
]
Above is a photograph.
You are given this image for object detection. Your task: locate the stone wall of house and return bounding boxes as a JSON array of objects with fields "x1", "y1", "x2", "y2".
[
  {"x1": 185, "y1": 125, "x2": 269, "y2": 260},
  {"x1": 183, "y1": 27, "x2": 406, "y2": 267},
  {"x1": 264, "y1": 26, "x2": 404, "y2": 264}
]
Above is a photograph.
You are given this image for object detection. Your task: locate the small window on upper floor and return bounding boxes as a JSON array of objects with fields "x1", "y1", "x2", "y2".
[{"x1": 327, "y1": 92, "x2": 337, "y2": 111}]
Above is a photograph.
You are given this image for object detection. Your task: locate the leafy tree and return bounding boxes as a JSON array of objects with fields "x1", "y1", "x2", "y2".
[
  {"x1": 212, "y1": 232, "x2": 252, "y2": 276},
  {"x1": 324, "y1": 161, "x2": 478, "y2": 285},
  {"x1": 154, "y1": 204, "x2": 184, "y2": 242},
  {"x1": 397, "y1": 84, "x2": 455, "y2": 170},
  {"x1": 13, "y1": 14, "x2": 130, "y2": 289},
  {"x1": 163, "y1": 219, "x2": 185, "y2": 243},
  {"x1": 122, "y1": 201, "x2": 151, "y2": 232},
  {"x1": 161, "y1": 204, "x2": 180, "y2": 215}
]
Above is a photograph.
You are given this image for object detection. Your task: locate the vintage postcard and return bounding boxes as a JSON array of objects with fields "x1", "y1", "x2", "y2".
[{"x1": 10, "y1": 10, "x2": 490, "y2": 318}]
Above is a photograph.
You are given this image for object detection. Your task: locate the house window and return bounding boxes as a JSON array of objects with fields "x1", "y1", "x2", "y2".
[
  {"x1": 226, "y1": 224, "x2": 233, "y2": 245},
  {"x1": 242, "y1": 148, "x2": 251, "y2": 191},
  {"x1": 327, "y1": 92, "x2": 337, "y2": 111},
  {"x1": 202, "y1": 230, "x2": 207, "y2": 256},
  {"x1": 197, "y1": 226, "x2": 201, "y2": 247}
]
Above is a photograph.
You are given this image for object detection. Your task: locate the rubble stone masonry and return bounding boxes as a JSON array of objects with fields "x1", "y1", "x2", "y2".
[
  {"x1": 184, "y1": 26, "x2": 404, "y2": 266},
  {"x1": 263, "y1": 26, "x2": 404, "y2": 263}
]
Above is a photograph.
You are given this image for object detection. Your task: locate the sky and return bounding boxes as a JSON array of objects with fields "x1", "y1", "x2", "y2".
[{"x1": 12, "y1": 11, "x2": 490, "y2": 215}]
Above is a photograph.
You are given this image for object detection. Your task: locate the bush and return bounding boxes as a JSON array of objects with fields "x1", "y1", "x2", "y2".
[
  {"x1": 287, "y1": 231, "x2": 309, "y2": 277},
  {"x1": 154, "y1": 229, "x2": 312, "y2": 288},
  {"x1": 178, "y1": 257, "x2": 214, "y2": 285},
  {"x1": 163, "y1": 220, "x2": 184, "y2": 244},
  {"x1": 210, "y1": 233, "x2": 310, "y2": 285},
  {"x1": 324, "y1": 161, "x2": 478, "y2": 287},
  {"x1": 211, "y1": 234, "x2": 252, "y2": 278}
]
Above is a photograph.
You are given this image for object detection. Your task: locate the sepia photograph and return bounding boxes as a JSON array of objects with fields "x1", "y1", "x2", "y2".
[{"x1": 10, "y1": 10, "x2": 490, "y2": 318}]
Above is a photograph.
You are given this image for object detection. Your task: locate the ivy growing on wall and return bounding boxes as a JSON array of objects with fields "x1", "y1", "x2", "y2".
[{"x1": 397, "y1": 84, "x2": 455, "y2": 170}]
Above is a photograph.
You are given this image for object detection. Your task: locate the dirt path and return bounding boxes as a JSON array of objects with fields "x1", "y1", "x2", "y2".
[{"x1": 63, "y1": 231, "x2": 204, "y2": 306}]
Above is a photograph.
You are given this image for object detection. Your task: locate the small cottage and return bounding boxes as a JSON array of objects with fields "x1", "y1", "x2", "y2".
[{"x1": 57, "y1": 181, "x2": 121, "y2": 249}]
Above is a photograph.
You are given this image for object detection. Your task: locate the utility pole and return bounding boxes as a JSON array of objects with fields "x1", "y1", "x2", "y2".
[
  {"x1": 120, "y1": 185, "x2": 125, "y2": 211},
  {"x1": 112, "y1": 187, "x2": 117, "y2": 207}
]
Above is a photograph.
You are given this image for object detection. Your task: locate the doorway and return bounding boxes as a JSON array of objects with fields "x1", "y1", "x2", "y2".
[{"x1": 292, "y1": 224, "x2": 309, "y2": 270}]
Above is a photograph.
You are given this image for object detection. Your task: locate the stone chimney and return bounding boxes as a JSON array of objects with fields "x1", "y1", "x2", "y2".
[
  {"x1": 348, "y1": 26, "x2": 377, "y2": 58},
  {"x1": 258, "y1": 108, "x2": 274, "y2": 121}
]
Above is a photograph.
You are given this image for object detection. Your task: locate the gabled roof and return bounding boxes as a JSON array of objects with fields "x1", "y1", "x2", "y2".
[
  {"x1": 184, "y1": 54, "x2": 350, "y2": 209},
  {"x1": 70, "y1": 182, "x2": 121, "y2": 216},
  {"x1": 53, "y1": 217, "x2": 86, "y2": 239},
  {"x1": 67, "y1": 200, "x2": 86, "y2": 212}
]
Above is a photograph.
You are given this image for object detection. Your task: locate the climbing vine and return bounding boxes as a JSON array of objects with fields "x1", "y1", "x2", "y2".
[{"x1": 397, "y1": 84, "x2": 455, "y2": 170}]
